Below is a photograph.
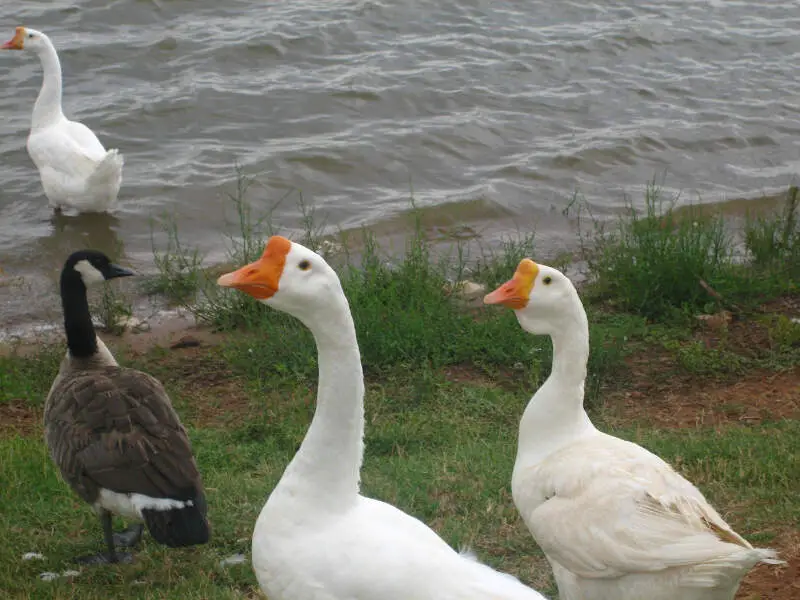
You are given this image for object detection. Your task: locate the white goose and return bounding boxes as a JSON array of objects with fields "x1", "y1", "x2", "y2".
[
  {"x1": 218, "y1": 236, "x2": 548, "y2": 600},
  {"x1": 484, "y1": 259, "x2": 781, "y2": 600},
  {"x1": 2, "y1": 26, "x2": 123, "y2": 213}
]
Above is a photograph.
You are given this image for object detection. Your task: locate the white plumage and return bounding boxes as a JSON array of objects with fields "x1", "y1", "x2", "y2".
[
  {"x1": 484, "y1": 259, "x2": 781, "y2": 600},
  {"x1": 2, "y1": 26, "x2": 123, "y2": 212},
  {"x1": 218, "y1": 236, "x2": 549, "y2": 600}
]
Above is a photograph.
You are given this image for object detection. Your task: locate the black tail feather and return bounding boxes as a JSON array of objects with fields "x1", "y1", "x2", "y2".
[{"x1": 142, "y1": 490, "x2": 210, "y2": 548}]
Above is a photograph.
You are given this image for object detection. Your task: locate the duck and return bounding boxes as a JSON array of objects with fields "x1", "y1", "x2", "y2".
[
  {"x1": 483, "y1": 259, "x2": 782, "y2": 600},
  {"x1": 45, "y1": 250, "x2": 209, "y2": 564},
  {"x1": 1, "y1": 27, "x2": 123, "y2": 213},
  {"x1": 217, "y1": 235, "x2": 548, "y2": 600}
]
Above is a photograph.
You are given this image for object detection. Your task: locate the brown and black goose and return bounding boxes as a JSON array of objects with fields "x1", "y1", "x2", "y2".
[{"x1": 45, "y1": 249, "x2": 210, "y2": 564}]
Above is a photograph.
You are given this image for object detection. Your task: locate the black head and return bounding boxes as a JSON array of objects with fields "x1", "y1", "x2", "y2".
[{"x1": 62, "y1": 250, "x2": 135, "y2": 287}]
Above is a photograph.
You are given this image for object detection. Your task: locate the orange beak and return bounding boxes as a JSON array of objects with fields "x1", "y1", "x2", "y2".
[
  {"x1": 2, "y1": 27, "x2": 26, "y2": 50},
  {"x1": 483, "y1": 258, "x2": 539, "y2": 309},
  {"x1": 216, "y1": 235, "x2": 292, "y2": 299}
]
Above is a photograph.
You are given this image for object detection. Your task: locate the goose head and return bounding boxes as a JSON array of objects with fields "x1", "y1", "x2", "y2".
[
  {"x1": 62, "y1": 250, "x2": 135, "y2": 289},
  {"x1": 217, "y1": 236, "x2": 343, "y2": 326},
  {"x1": 484, "y1": 259, "x2": 582, "y2": 336},
  {"x1": 1, "y1": 26, "x2": 48, "y2": 53}
]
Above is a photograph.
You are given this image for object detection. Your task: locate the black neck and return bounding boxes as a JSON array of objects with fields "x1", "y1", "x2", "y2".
[{"x1": 60, "y1": 273, "x2": 98, "y2": 359}]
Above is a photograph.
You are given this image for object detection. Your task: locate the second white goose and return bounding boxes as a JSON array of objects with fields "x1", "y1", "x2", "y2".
[
  {"x1": 484, "y1": 259, "x2": 781, "y2": 600},
  {"x1": 218, "y1": 236, "x2": 548, "y2": 600}
]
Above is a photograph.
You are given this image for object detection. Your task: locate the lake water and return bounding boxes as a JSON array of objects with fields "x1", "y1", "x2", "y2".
[{"x1": 0, "y1": 0, "x2": 798, "y2": 337}]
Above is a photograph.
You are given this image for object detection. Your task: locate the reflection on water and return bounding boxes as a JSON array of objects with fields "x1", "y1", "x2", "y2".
[{"x1": 42, "y1": 212, "x2": 124, "y2": 265}]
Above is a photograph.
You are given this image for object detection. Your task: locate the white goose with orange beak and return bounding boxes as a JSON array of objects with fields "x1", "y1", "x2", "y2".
[
  {"x1": 484, "y1": 260, "x2": 781, "y2": 600},
  {"x1": 218, "y1": 236, "x2": 549, "y2": 600},
  {"x1": 1, "y1": 26, "x2": 123, "y2": 213}
]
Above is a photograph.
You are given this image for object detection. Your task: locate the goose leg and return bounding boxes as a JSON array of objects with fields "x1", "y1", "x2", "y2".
[
  {"x1": 74, "y1": 510, "x2": 134, "y2": 565},
  {"x1": 113, "y1": 523, "x2": 144, "y2": 548}
]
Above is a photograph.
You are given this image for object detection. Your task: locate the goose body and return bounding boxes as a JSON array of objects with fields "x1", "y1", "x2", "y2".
[
  {"x1": 218, "y1": 236, "x2": 548, "y2": 600},
  {"x1": 46, "y1": 250, "x2": 209, "y2": 564},
  {"x1": 2, "y1": 27, "x2": 123, "y2": 213},
  {"x1": 484, "y1": 260, "x2": 781, "y2": 600}
]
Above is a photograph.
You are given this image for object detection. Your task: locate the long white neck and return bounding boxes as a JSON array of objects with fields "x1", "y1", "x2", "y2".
[
  {"x1": 516, "y1": 302, "x2": 595, "y2": 466},
  {"x1": 274, "y1": 293, "x2": 365, "y2": 511},
  {"x1": 31, "y1": 37, "x2": 65, "y2": 129}
]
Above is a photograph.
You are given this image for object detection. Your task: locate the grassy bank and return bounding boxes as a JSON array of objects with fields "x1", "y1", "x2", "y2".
[{"x1": 0, "y1": 182, "x2": 798, "y2": 599}]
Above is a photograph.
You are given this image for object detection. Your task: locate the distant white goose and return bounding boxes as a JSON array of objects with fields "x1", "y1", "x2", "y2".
[
  {"x1": 218, "y1": 236, "x2": 548, "y2": 600},
  {"x1": 484, "y1": 259, "x2": 782, "y2": 600},
  {"x1": 1, "y1": 26, "x2": 123, "y2": 213}
]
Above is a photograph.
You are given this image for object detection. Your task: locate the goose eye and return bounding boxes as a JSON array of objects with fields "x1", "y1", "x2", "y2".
[
  {"x1": 28, "y1": 33, "x2": 33, "y2": 39},
  {"x1": 298, "y1": 260, "x2": 311, "y2": 271},
  {"x1": 543, "y1": 276, "x2": 552, "y2": 285}
]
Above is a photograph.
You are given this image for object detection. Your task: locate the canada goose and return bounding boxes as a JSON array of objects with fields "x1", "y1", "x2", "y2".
[{"x1": 45, "y1": 250, "x2": 210, "y2": 564}]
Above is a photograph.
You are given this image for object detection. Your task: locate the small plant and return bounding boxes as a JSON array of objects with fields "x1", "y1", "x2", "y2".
[
  {"x1": 765, "y1": 314, "x2": 800, "y2": 352},
  {"x1": 146, "y1": 214, "x2": 205, "y2": 305},
  {"x1": 93, "y1": 283, "x2": 133, "y2": 336},
  {"x1": 664, "y1": 339, "x2": 746, "y2": 376},
  {"x1": 583, "y1": 181, "x2": 735, "y2": 319},
  {"x1": 745, "y1": 185, "x2": 799, "y2": 272}
]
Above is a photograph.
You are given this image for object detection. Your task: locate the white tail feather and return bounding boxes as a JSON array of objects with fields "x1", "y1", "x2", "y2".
[{"x1": 87, "y1": 149, "x2": 123, "y2": 187}]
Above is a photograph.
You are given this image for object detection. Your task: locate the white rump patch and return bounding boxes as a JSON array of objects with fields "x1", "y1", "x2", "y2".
[
  {"x1": 96, "y1": 488, "x2": 193, "y2": 520},
  {"x1": 73, "y1": 259, "x2": 105, "y2": 286}
]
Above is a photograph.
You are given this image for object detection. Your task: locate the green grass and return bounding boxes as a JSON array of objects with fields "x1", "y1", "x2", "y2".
[
  {"x1": 576, "y1": 182, "x2": 799, "y2": 319},
  {"x1": 744, "y1": 185, "x2": 800, "y2": 277},
  {"x1": 0, "y1": 346, "x2": 797, "y2": 598},
  {"x1": 144, "y1": 215, "x2": 206, "y2": 306},
  {"x1": 0, "y1": 346, "x2": 61, "y2": 406}
]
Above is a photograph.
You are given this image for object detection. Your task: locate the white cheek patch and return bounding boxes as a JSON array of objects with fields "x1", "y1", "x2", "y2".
[{"x1": 73, "y1": 260, "x2": 105, "y2": 286}]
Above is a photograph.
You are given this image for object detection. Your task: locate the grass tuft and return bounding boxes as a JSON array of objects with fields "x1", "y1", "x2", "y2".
[
  {"x1": 744, "y1": 185, "x2": 800, "y2": 278},
  {"x1": 145, "y1": 214, "x2": 205, "y2": 305},
  {"x1": 582, "y1": 181, "x2": 734, "y2": 319}
]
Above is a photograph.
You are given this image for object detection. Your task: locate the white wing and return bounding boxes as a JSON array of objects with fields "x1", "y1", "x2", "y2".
[
  {"x1": 517, "y1": 434, "x2": 770, "y2": 587},
  {"x1": 61, "y1": 118, "x2": 107, "y2": 158}
]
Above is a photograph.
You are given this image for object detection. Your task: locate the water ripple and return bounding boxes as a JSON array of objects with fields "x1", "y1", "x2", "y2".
[{"x1": 0, "y1": 0, "x2": 798, "y2": 309}]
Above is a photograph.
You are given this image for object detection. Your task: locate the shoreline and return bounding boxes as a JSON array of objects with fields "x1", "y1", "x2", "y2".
[{"x1": 0, "y1": 184, "x2": 793, "y2": 347}]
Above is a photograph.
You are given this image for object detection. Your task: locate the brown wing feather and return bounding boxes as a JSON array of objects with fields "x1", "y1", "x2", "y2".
[{"x1": 44, "y1": 366, "x2": 203, "y2": 504}]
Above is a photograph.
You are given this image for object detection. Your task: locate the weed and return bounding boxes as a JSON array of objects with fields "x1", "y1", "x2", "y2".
[
  {"x1": 146, "y1": 214, "x2": 205, "y2": 305},
  {"x1": 744, "y1": 186, "x2": 800, "y2": 271},
  {"x1": 91, "y1": 282, "x2": 133, "y2": 336},
  {"x1": 663, "y1": 339, "x2": 747, "y2": 376},
  {"x1": 764, "y1": 314, "x2": 800, "y2": 352},
  {"x1": 583, "y1": 181, "x2": 735, "y2": 319}
]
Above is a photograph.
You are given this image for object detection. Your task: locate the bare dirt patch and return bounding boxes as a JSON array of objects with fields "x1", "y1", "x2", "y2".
[
  {"x1": 0, "y1": 401, "x2": 41, "y2": 438},
  {"x1": 737, "y1": 529, "x2": 800, "y2": 600},
  {"x1": 442, "y1": 364, "x2": 498, "y2": 387},
  {"x1": 126, "y1": 344, "x2": 254, "y2": 430},
  {"x1": 609, "y1": 366, "x2": 799, "y2": 429},
  {"x1": 606, "y1": 299, "x2": 800, "y2": 429}
]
